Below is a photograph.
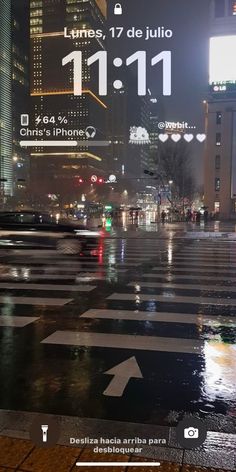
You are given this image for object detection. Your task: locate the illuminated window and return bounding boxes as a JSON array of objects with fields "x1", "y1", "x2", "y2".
[
  {"x1": 216, "y1": 111, "x2": 222, "y2": 124},
  {"x1": 215, "y1": 155, "x2": 221, "y2": 169},
  {"x1": 216, "y1": 132, "x2": 221, "y2": 146},
  {"x1": 215, "y1": 0, "x2": 225, "y2": 17},
  {"x1": 215, "y1": 178, "x2": 221, "y2": 191}
]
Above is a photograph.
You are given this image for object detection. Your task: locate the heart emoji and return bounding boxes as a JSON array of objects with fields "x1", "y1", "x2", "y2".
[
  {"x1": 184, "y1": 134, "x2": 194, "y2": 143},
  {"x1": 196, "y1": 134, "x2": 206, "y2": 143},
  {"x1": 171, "y1": 133, "x2": 181, "y2": 143},
  {"x1": 158, "y1": 134, "x2": 169, "y2": 143}
]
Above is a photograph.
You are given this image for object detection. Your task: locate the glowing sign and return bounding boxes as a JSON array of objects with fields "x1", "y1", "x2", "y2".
[{"x1": 209, "y1": 36, "x2": 236, "y2": 84}]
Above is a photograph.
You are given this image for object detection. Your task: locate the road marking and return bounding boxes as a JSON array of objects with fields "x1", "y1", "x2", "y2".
[
  {"x1": 41, "y1": 331, "x2": 204, "y2": 354},
  {"x1": 0, "y1": 283, "x2": 96, "y2": 292},
  {"x1": 152, "y1": 267, "x2": 236, "y2": 274},
  {"x1": 107, "y1": 293, "x2": 236, "y2": 305},
  {"x1": 0, "y1": 296, "x2": 72, "y2": 306},
  {"x1": 41, "y1": 267, "x2": 127, "y2": 273},
  {"x1": 179, "y1": 248, "x2": 236, "y2": 252},
  {"x1": 81, "y1": 309, "x2": 236, "y2": 326},
  {"x1": 173, "y1": 256, "x2": 234, "y2": 261},
  {"x1": 79, "y1": 256, "x2": 149, "y2": 261},
  {"x1": 142, "y1": 273, "x2": 236, "y2": 281},
  {"x1": 10, "y1": 249, "x2": 57, "y2": 256},
  {"x1": 103, "y1": 357, "x2": 143, "y2": 397},
  {"x1": 4, "y1": 270, "x2": 105, "y2": 282},
  {"x1": 154, "y1": 261, "x2": 236, "y2": 267},
  {"x1": 128, "y1": 281, "x2": 236, "y2": 292},
  {"x1": 0, "y1": 316, "x2": 39, "y2": 327},
  {"x1": 6, "y1": 260, "x2": 138, "y2": 267},
  {"x1": 178, "y1": 250, "x2": 236, "y2": 254},
  {"x1": 0, "y1": 274, "x2": 78, "y2": 280}
]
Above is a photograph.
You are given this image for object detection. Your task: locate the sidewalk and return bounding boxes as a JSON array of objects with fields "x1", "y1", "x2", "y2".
[
  {"x1": 0, "y1": 411, "x2": 235, "y2": 472},
  {"x1": 0, "y1": 436, "x2": 232, "y2": 472}
]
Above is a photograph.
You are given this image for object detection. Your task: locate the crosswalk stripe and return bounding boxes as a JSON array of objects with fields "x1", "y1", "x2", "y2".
[
  {"x1": 107, "y1": 293, "x2": 236, "y2": 305},
  {"x1": 74, "y1": 257, "x2": 148, "y2": 261},
  {"x1": 142, "y1": 273, "x2": 236, "y2": 282},
  {"x1": 41, "y1": 330, "x2": 204, "y2": 354},
  {"x1": 40, "y1": 267, "x2": 127, "y2": 273},
  {"x1": 154, "y1": 262, "x2": 236, "y2": 267},
  {"x1": 0, "y1": 283, "x2": 96, "y2": 292},
  {"x1": 26, "y1": 252, "x2": 149, "y2": 260},
  {"x1": 0, "y1": 316, "x2": 39, "y2": 327},
  {"x1": 178, "y1": 249, "x2": 236, "y2": 252},
  {"x1": 9, "y1": 249, "x2": 58, "y2": 256},
  {"x1": 152, "y1": 267, "x2": 236, "y2": 274},
  {"x1": 80, "y1": 309, "x2": 235, "y2": 326},
  {"x1": 0, "y1": 274, "x2": 108, "y2": 281},
  {"x1": 152, "y1": 264, "x2": 236, "y2": 277},
  {"x1": 179, "y1": 244, "x2": 236, "y2": 254},
  {"x1": 172, "y1": 256, "x2": 235, "y2": 261},
  {"x1": 103, "y1": 251, "x2": 162, "y2": 254},
  {"x1": 0, "y1": 274, "x2": 78, "y2": 280},
  {"x1": 5, "y1": 260, "x2": 139, "y2": 267},
  {"x1": 0, "y1": 296, "x2": 72, "y2": 306},
  {"x1": 128, "y1": 281, "x2": 236, "y2": 292}
]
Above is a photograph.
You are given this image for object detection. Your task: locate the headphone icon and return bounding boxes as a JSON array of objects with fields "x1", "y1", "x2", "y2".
[{"x1": 85, "y1": 126, "x2": 96, "y2": 139}]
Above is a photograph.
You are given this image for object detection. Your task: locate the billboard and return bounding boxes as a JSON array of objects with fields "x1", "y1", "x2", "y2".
[{"x1": 209, "y1": 36, "x2": 236, "y2": 84}]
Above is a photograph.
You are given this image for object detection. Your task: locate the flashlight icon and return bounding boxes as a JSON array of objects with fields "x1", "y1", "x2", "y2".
[{"x1": 41, "y1": 425, "x2": 49, "y2": 443}]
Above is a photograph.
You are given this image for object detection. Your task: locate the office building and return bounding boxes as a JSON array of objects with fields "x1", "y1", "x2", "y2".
[
  {"x1": 0, "y1": 0, "x2": 13, "y2": 196},
  {"x1": 29, "y1": 0, "x2": 108, "y2": 202},
  {"x1": 139, "y1": 91, "x2": 160, "y2": 176},
  {"x1": 204, "y1": 0, "x2": 236, "y2": 218},
  {"x1": 12, "y1": 1, "x2": 30, "y2": 196}
]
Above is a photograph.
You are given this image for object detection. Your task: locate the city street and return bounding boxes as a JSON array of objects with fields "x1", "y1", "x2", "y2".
[
  {"x1": 0, "y1": 224, "x2": 235, "y2": 470},
  {"x1": 2, "y1": 0, "x2": 236, "y2": 470}
]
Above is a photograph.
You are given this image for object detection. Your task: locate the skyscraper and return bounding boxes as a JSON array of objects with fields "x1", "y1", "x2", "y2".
[
  {"x1": 12, "y1": 0, "x2": 30, "y2": 197},
  {"x1": 0, "y1": 0, "x2": 13, "y2": 196},
  {"x1": 29, "y1": 0, "x2": 108, "y2": 202}
]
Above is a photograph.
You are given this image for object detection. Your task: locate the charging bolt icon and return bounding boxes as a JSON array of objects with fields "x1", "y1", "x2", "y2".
[{"x1": 41, "y1": 425, "x2": 49, "y2": 443}]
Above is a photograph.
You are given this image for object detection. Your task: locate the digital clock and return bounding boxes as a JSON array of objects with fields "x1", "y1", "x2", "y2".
[{"x1": 62, "y1": 50, "x2": 171, "y2": 96}]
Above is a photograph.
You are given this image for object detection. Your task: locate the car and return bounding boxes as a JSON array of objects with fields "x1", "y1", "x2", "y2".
[{"x1": 0, "y1": 211, "x2": 100, "y2": 255}]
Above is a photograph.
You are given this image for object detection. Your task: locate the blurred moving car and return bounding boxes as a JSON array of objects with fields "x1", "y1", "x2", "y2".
[{"x1": 0, "y1": 211, "x2": 100, "y2": 255}]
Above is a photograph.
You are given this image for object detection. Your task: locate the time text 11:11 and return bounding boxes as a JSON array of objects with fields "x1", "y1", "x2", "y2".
[{"x1": 62, "y1": 50, "x2": 171, "y2": 96}]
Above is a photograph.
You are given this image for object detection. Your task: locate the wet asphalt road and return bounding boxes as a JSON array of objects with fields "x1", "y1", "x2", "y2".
[{"x1": 0, "y1": 234, "x2": 235, "y2": 431}]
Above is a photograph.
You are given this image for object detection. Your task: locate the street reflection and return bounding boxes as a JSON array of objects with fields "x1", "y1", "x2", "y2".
[{"x1": 203, "y1": 341, "x2": 236, "y2": 403}]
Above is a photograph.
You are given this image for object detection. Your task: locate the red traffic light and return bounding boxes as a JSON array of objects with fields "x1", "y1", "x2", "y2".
[
  {"x1": 98, "y1": 178, "x2": 104, "y2": 183},
  {"x1": 78, "y1": 178, "x2": 84, "y2": 183}
]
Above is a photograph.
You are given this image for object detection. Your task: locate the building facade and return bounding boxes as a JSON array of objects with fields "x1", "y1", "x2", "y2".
[
  {"x1": 29, "y1": 0, "x2": 108, "y2": 204},
  {"x1": 204, "y1": 0, "x2": 236, "y2": 218},
  {"x1": 12, "y1": 1, "x2": 30, "y2": 197},
  {"x1": 0, "y1": 0, "x2": 13, "y2": 196}
]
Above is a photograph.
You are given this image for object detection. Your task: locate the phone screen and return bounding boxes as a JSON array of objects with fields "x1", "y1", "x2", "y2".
[{"x1": 0, "y1": 1, "x2": 235, "y2": 471}]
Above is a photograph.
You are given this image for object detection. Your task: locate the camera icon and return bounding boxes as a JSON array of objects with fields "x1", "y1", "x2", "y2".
[{"x1": 184, "y1": 427, "x2": 199, "y2": 439}]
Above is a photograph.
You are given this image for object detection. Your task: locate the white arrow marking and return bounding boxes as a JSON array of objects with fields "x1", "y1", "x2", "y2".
[{"x1": 103, "y1": 356, "x2": 143, "y2": 397}]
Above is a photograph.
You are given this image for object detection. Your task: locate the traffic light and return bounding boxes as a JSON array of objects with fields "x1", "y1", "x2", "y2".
[{"x1": 98, "y1": 178, "x2": 104, "y2": 184}]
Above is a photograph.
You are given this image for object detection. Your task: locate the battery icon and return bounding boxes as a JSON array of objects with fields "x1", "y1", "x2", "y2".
[{"x1": 21, "y1": 114, "x2": 29, "y2": 126}]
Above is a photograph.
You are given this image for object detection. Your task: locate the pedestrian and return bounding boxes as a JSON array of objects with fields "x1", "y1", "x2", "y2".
[
  {"x1": 196, "y1": 211, "x2": 201, "y2": 223},
  {"x1": 161, "y1": 210, "x2": 166, "y2": 224},
  {"x1": 204, "y1": 209, "x2": 208, "y2": 223}
]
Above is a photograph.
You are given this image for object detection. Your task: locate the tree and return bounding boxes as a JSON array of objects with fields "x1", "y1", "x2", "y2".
[{"x1": 156, "y1": 139, "x2": 195, "y2": 205}]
